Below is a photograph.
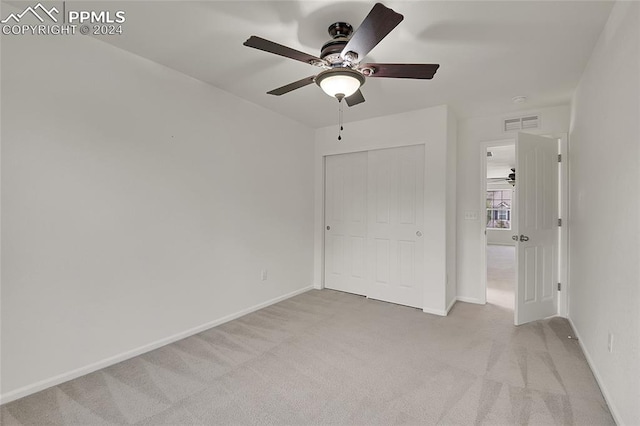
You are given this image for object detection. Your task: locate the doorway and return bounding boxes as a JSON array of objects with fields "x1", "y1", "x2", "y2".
[
  {"x1": 484, "y1": 143, "x2": 516, "y2": 311},
  {"x1": 480, "y1": 134, "x2": 568, "y2": 324}
]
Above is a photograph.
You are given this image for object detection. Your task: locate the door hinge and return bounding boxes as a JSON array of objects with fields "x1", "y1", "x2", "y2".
[
  {"x1": 558, "y1": 154, "x2": 562, "y2": 162},
  {"x1": 558, "y1": 283, "x2": 561, "y2": 291},
  {"x1": 558, "y1": 218, "x2": 562, "y2": 227}
]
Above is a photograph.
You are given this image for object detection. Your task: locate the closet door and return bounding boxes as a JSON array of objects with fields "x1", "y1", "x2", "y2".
[
  {"x1": 324, "y1": 152, "x2": 368, "y2": 295},
  {"x1": 367, "y1": 145, "x2": 425, "y2": 308}
]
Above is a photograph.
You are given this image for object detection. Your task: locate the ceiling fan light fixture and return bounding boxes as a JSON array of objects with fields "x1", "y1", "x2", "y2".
[{"x1": 315, "y1": 68, "x2": 365, "y2": 99}]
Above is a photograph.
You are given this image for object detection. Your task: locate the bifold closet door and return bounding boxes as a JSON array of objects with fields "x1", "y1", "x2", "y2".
[
  {"x1": 367, "y1": 145, "x2": 425, "y2": 308},
  {"x1": 324, "y1": 145, "x2": 424, "y2": 308},
  {"x1": 324, "y1": 152, "x2": 368, "y2": 296}
]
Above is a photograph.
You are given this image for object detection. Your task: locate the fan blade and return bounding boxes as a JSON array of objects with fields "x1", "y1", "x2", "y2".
[
  {"x1": 267, "y1": 76, "x2": 316, "y2": 96},
  {"x1": 340, "y1": 3, "x2": 404, "y2": 62},
  {"x1": 362, "y1": 63, "x2": 440, "y2": 79},
  {"x1": 345, "y1": 89, "x2": 365, "y2": 107},
  {"x1": 244, "y1": 36, "x2": 325, "y2": 67}
]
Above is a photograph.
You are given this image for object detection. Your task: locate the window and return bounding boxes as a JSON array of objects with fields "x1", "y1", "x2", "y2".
[{"x1": 486, "y1": 190, "x2": 512, "y2": 229}]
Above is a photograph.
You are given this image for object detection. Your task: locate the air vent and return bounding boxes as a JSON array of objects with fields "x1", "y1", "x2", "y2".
[
  {"x1": 522, "y1": 115, "x2": 539, "y2": 129},
  {"x1": 503, "y1": 115, "x2": 540, "y2": 132},
  {"x1": 504, "y1": 118, "x2": 521, "y2": 132}
]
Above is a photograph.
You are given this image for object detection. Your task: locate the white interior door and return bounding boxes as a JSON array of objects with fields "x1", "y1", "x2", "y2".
[
  {"x1": 367, "y1": 145, "x2": 425, "y2": 308},
  {"x1": 324, "y1": 152, "x2": 368, "y2": 295},
  {"x1": 515, "y1": 133, "x2": 559, "y2": 325}
]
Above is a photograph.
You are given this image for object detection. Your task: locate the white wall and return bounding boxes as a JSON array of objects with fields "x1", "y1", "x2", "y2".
[
  {"x1": 313, "y1": 105, "x2": 457, "y2": 315},
  {"x1": 567, "y1": 1, "x2": 640, "y2": 424},
  {"x1": 456, "y1": 105, "x2": 570, "y2": 303},
  {"x1": 1, "y1": 29, "x2": 314, "y2": 400}
]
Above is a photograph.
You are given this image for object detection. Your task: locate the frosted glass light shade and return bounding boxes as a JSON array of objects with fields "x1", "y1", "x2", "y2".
[{"x1": 316, "y1": 68, "x2": 365, "y2": 98}]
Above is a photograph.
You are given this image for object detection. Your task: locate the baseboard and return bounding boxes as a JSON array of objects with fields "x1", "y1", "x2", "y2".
[
  {"x1": 567, "y1": 317, "x2": 622, "y2": 425},
  {"x1": 422, "y1": 297, "x2": 460, "y2": 316},
  {"x1": 0, "y1": 285, "x2": 313, "y2": 406},
  {"x1": 422, "y1": 306, "x2": 447, "y2": 316},
  {"x1": 446, "y1": 297, "x2": 457, "y2": 314},
  {"x1": 456, "y1": 296, "x2": 486, "y2": 305}
]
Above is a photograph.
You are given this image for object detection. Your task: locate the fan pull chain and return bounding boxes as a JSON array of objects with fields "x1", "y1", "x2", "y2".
[{"x1": 337, "y1": 98, "x2": 344, "y2": 141}]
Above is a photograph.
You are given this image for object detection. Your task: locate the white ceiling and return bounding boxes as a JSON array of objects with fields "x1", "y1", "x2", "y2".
[{"x1": 83, "y1": 1, "x2": 612, "y2": 128}]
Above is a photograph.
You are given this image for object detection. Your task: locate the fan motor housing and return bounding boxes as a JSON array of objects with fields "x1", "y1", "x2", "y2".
[
  {"x1": 327, "y1": 22, "x2": 353, "y2": 39},
  {"x1": 321, "y1": 22, "x2": 354, "y2": 64},
  {"x1": 321, "y1": 39, "x2": 348, "y2": 62}
]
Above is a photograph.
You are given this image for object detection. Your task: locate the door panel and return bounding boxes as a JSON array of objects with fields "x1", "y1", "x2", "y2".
[
  {"x1": 375, "y1": 238, "x2": 390, "y2": 283},
  {"x1": 324, "y1": 152, "x2": 368, "y2": 295},
  {"x1": 399, "y1": 156, "x2": 417, "y2": 224},
  {"x1": 398, "y1": 240, "x2": 416, "y2": 287},
  {"x1": 351, "y1": 236, "x2": 365, "y2": 278},
  {"x1": 329, "y1": 235, "x2": 345, "y2": 275},
  {"x1": 523, "y1": 247, "x2": 537, "y2": 303},
  {"x1": 515, "y1": 133, "x2": 558, "y2": 325},
  {"x1": 367, "y1": 145, "x2": 424, "y2": 308},
  {"x1": 374, "y1": 160, "x2": 391, "y2": 224}
]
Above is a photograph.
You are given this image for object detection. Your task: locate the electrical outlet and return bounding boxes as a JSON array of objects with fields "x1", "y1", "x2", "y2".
[
  {"x1": 608, "y1": 333, "x2": 614, "y2": 353},
  {"x1": 261, "y1": 269, "x2": 268, "y2": 281}
]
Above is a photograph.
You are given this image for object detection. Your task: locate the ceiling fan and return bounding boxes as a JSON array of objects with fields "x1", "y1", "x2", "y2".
[
  {"x1": 243, "y1": 3, "x2": 440, "y2": 106},
  {"x1": 487, "y1": 169, "x2": 516, "y2": 186}
]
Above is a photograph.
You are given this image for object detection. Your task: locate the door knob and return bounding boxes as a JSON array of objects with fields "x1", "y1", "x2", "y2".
[
  {"x1": 326, "y1": 226, "x2": 330, "y2": 230},
  {"x1": 519, "y1": 234, "x2": 530, "y2": 242},
  {"x1": 416, "y1": 231, "x2": 423, "y2": 237},
  {"x1": 512, "y1": 235, "x2": 519, "y2": 241}
]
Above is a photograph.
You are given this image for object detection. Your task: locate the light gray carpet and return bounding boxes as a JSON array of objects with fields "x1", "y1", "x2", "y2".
[{"x1": 1, "y1": 290, "x2": 613, "y2": 425}]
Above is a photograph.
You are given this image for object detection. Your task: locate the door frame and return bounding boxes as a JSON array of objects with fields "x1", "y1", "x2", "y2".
[{"x1": 479, "y1": 133, "x2": 568, "y2": 318}]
